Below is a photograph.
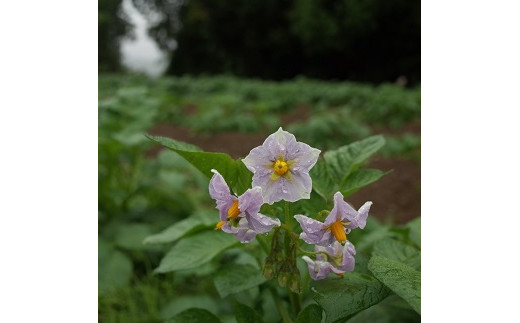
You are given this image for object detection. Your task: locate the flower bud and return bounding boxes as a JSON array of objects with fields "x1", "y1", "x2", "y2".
[
  {"x1": 277, "y1": 264, "x2": 291, "y2": 287},
  {"x1": 277, "y1": 271, "x2": 289, "y2": 287},
  {"x1": 288, "y1": 275, "x2": 300, "y2": 294},
  {"x1": 288, "y1": 268, "x2": 301, "y2": 293},
  {"x1": 263, "y1": 256, "x2": 276, "y2": 280}
]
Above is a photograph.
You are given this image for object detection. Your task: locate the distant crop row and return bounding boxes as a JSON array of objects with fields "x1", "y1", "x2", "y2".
[{"x1": 99, "y1": 74, "x2": 420, "y2": 157}]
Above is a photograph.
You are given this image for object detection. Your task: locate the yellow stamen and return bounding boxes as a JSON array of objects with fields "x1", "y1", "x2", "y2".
[
  {"x1": 330, "y1": 220, "x2": 347, "y2": 245},
  {"x1": 227, "y1": 200, "x2": 241, "y2": 220},
  {"x1": 273, "y1": 159, "x2": 289, "y2": 176},
  {"x1": 270, "y1": 171, "x2": 281, "y2": 182},
  {"x1": 216, "y1": 221, "x2": 226, "y2": 230}
]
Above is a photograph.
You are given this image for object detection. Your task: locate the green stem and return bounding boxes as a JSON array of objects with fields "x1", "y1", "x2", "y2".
[
  {"x1": 289, "y1": 291, "x2": 301, "y2": 315},
  {"x1": 256, "y1": 234, "x2": 270, "y2": 255},
  {"x1": 284, "y1": 201, "x2": 292, "y2": 230},
  {"x1": 296, "y1": 245, "x2": 331, "y2": 258},
  {"x1": 317, "y1": 209, "x2": 330, "y2": 220},
  {"x1": 279, "y1": 224, "x2": 299, "y2": 238},
  {"x1": 269, "y1": 286, "x2": 293, "y2": 323},
  {"x1": 284, "y1": 201, "x2": 301, "y2": 317},
  {"x1": 300, "y1": 271, "x2": 311, "y2": 301}
]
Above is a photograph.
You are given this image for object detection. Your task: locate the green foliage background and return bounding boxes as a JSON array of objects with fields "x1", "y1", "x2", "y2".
[{"x1": 98, "y1": 74, "x2": 420, "y2": 322}]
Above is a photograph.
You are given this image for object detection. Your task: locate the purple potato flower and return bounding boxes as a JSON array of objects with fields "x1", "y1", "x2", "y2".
[
  {"x1": 209, "y1": 169, "x2": 281, "y2": 243},
  {"x1": 302, "y1": 241, "x2": 356, "y2": 280},
  {"x1": 294, "y1": 192, "x2": 372, "y2": 246},
  {"x1": 242, "y1": 127, "x2": 320, "y2": 204}
]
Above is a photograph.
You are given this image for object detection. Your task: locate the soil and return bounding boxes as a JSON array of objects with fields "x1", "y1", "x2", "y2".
[{"x1": 147, "y1": 119, "x2": 420, "y2": 225}]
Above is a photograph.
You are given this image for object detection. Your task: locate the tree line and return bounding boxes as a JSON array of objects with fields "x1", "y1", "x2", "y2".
[{"x1": 99, "y1": 0, "x2": 420, "y2": 84}]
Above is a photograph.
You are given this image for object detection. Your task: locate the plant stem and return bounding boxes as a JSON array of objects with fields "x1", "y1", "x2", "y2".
[
  {"x1": 279, "y1": 224, "x2": 299, "y2": 238},
  {"x1": 296, "y1": 245, "x2": 331, "y2": 258},
  {"x1": 284, "y1": 201, "x2": 301, "y2": 317},
  {"x1": 269, "y1": 286, "x2": 293, "y2": 323},
  {"x1": 317, "y1": 209, "x2": 330, "y2": 220},
  {"x1": 289, "y1": 291, "x2": 301, "y2": 315},
  {"x1": 284, "y1": 201, "x2": 292, "y2": 229},
  {"x1": 256, "y1": 234, "x2": 270, "y2": 255},
  {"x1": 300, "y1": 270, "x2": 311, "y2": 300}
]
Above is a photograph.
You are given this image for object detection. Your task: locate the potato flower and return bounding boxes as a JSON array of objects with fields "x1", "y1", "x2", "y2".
[
  {"x1": 209, "y1": 169, "x2": 281, "y2": 243},
  {"x1": 294, "y1": 192, "x2": 372, "y2": 246},
  {"x1": 242, "y1": 127, "x2": 320, "y2": 204},
  {"x1": 302, "y1": 241, "x2": 356, "y2": 280}
]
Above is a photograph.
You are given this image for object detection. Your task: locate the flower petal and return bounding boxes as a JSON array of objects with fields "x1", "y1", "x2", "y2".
[
  {"x1": 314, "y1": 245, "x2": 329, "y2": 262},
  {"x1": 246, "y1": 212, "x2": 281, "y2": 234},
  {"x1": 294, "y1": 214, "x2": 328, "y2": 245},
  {"x1": 328, "y1": 265, "x2": 346, "y2": 276},
  {"x1": 234, "y1": 218, "x2": 257, "y2": 243},
  {"x1": 221, "y1": 223, "x2": 239, "y2": 234},
  {"x1": 209, "y1": 169, "x2": 236, "y2": 221},
  {"x1": 324, "y1": 192, "x2": 358, "y2": 226},
  {"x1": 339, "y1": 241, "x2": 356, "y2": 272},
  {"x1": 302, "y1": 256, "x2": 332, "y2": 280},
  {"x1": 209, "y1": 169, "x2": 232, "y2": 200},
  {"x1": 323, "y1": 241, "x2": 342, "y2": 258},
  {"x1": 287, "y1": 142, "x2": 321, "y2": 173},
  {"x1": 238, "y1": 186, "x2": 264, "y2": 216},
  {"x1": 351, "y1": 201, "x2": 372, "y2": 230},
  {"x1": 263, "y1": 127, "x2": 298, "y2": 161},
  {"x1": 294, "y1": 214, "x2": 324, "y2": 234},
  {"x1": 285, "y1": 171, "x2": 313, "y2": 202},
  {"x1": 253, "y1": 171, "x2": 312, "y2": 204},
  {"x1": 250, "y1": 171, "x2": 282, "y2": 204},
  {"x1": 242, "y1": 145, "x2": 272, "y2": 173}
]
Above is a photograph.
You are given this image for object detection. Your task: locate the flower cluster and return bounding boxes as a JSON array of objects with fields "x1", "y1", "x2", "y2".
[
  {"x1": 209, "y1": 169, "x2": 280, "y2": 243},
  {"x1": 208, "y1": 127, "x2": 372, "y2": 281},
  {"x1": 294, "y1": 191, "x2": 371, "y2": 279},
  {"x1": 302, "y1": 241, "x2": 356, "y2": 280},
  {"x1": 295, "y1": 192, "x2": 372, "y2": 247}
]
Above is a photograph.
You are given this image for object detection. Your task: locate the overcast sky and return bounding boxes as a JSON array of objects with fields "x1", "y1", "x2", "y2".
[{"x1": 120, "y1": 0, "x2": 168, "y2": 77}]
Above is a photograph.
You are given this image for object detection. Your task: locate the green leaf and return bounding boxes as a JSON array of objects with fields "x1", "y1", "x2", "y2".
[
  {"x1": 98, "y1": 238, "x2": 133, "y2": 296},
  {"x1": 160, "y1": 295, "x2": 220, "y2": 320},
  {"x1": 154, "y1": 230, "x2": 238, "y2": 273},
  {"x1": 311, "y1": 273, "x2": 391, "y2": 323},
  {"x1": 295, "y1": 304, "x2": 323, "y2": 323},
  {"x1": 296, "y1": 190, "x2": 328, "y2": 217},
  {"x1": 340, "y1": 169, "x2": 389, "y2": 197},
  {"x1": 346, "y1": 295, "x2": 421, "y2": 323},
  {"x1": 324, "y1": 135, "x2": 385, "y2": 183},
  {"x1": 234, "y1": 302, "x2": 264, "y2": 323},
  {"x1": 348, "y1": 219, "x2": 396, "y2": 253},
  {"x1": 310, "y1": 159, "x2": 337, "y2": 200},
  {"x1": 146, "y1": 135, "x2": 252, "y2": 194},
  {"x1": 147, "y1": 135, "x2": 202, "y2": 152},
  {"x1": 373, "y1": 239, "x2": 421, "y2": 270},
  {"x1": 368, "y1": 255, "x2": 421, "y2": 314},
  {"x1": 406, "y1": 217, "x2": 421, "y2": 248},
  {"x1": 214, "y1": 264, "x2": 267, "y2": 298},
  {"x1": 166, "y1": 308, "x2": 222, "y2": 323},
  {"x1": 143, "y1": 216, "x2": 214, "y2": 245},
  {"x1": 311, "y1": 136, "x2": 386, "y2": 200}
]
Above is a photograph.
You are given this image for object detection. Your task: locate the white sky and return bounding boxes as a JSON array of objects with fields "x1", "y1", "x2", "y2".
[{"x1": 120, "y1": 0, "x2": 169, "y2": 77}]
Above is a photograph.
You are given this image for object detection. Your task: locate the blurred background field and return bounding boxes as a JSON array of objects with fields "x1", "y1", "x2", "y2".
[{"x1": 99, "y1": 0, "x2": 420, "y2": 321}]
